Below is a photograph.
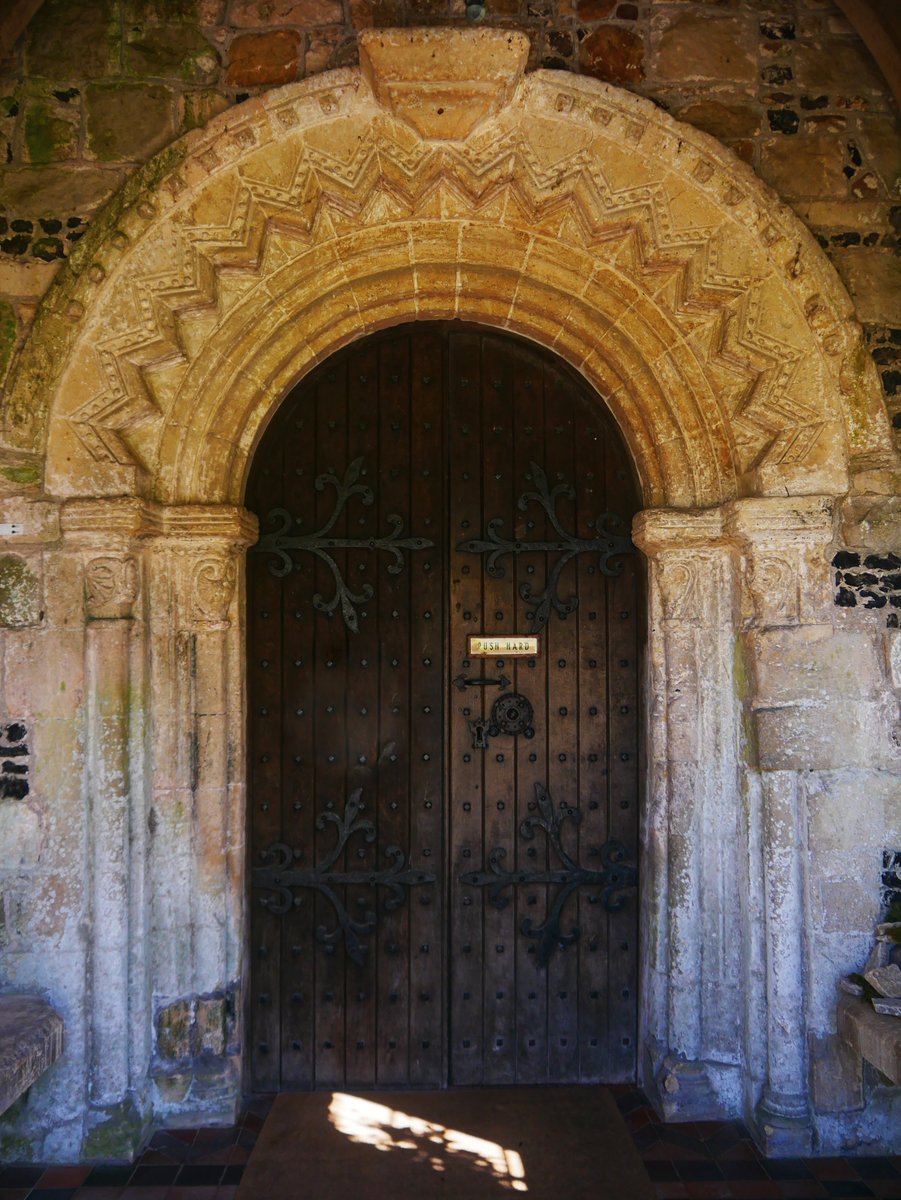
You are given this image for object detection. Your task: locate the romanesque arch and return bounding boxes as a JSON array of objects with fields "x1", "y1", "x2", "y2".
[
  {"x1": 1, "y1": 28, "x2": 897, "y2": 1162},
  {"x1": 2, "y1": 30, "x2": 893, "y2": 509}
]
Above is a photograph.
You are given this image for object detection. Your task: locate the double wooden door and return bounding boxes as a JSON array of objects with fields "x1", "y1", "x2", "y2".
[{"x1": 246, "y1": 323, "x2": 641, "y2": 1092}]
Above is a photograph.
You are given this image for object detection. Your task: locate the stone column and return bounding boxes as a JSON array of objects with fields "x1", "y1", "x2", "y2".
[
  {"x1": 143, "y1": 505, "x2": 256, "y2": 1115},
  {"x1": 726, "y1": 496, "x2": 836, "y2": 1157},
  {"x1": 634, "y1": 508, "x2": 742, "y2": 1120},
  {"x1": 60, "y1": 499, "x2": 146, "y2": 1154}
]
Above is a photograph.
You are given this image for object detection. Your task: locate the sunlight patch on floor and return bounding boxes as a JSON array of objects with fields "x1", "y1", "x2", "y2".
[{"x1": 328, "y1": 1092, "x2": 528, "y2": 1191}]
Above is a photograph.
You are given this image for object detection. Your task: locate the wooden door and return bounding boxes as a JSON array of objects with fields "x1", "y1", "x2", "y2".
[{"x1": 246, "y1": 323, "x2": 641, "y2": 1092}]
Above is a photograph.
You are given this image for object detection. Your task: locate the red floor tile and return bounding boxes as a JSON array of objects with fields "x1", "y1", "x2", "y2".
[
  {"x1": 36, "y1": 1166, "x2": 92, "y2": 1187},
  {"x1": 73, "y1": 1190, "x2": 124, "y2": 1200},
  {"x1": 727, "y1": 1182, "x2": 783, "y2": 1199},
  {"x1": 807, "y1": 1157, "x2": 860, "y2": 1180},
  {"x1": 683, "y1": 1183, "x2": 733, "y2": 1199},
  {"x1": 654, "y1": 1185, "x2": 689, "y2": 1199},
  {"x1": 774, "y1": 1182, "x2": 829, "y2": 1198}
]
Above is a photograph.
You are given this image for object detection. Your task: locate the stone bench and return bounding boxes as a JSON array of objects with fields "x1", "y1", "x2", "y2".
[
  {"x1": 0, "y1": 995, "x2": 64, "y2": 1116},
  {"x1": 837, "y1": 995, "x2": 901, "y2": 1086}
]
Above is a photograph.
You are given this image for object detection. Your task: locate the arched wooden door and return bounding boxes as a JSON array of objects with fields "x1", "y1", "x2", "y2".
[{"x1": 246, "y1": 322, "x2": 642, "y2": 1092}]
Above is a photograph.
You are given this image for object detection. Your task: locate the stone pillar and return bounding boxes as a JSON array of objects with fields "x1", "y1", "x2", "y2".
[
  {"x1": 634, "y1": 508, "x2": 742, "y2": 1120},
  {"x1": 59, "y1": 499, "x2": 147, "y2": 1155},
  {"x1": 726, "y1": 496, "x2": 837, "y2": 1157},
  {"x1": 143, "y1": 505, "x2": 256, "y2": 1115}
]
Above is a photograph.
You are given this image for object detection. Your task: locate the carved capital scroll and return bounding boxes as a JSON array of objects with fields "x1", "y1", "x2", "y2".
[{"x1": 85, "y1": 555, "x2": 139, "y2": 620}]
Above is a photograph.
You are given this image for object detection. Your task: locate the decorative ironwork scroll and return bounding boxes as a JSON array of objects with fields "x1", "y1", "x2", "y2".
[
  {"x1": 460, "y1": 782, "x2": 637, "y2": 967},
  {"x1": 255, "y1": 457, "x2": 434, "y2": 632},
  {"x1": 457, "y1": 461, "x2": 635, "y2": 630},
  {"x1": 253, "y1": 790, "x2": 436, "y2": 965}
]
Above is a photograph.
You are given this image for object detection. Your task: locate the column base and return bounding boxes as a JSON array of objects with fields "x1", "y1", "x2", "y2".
[
  {"x1": 647, "y1": 1051, "x2": 725, "y2": 1122},
  {"x1": 752, "y1": 1089, "x2": 815, "y2": 1157}
]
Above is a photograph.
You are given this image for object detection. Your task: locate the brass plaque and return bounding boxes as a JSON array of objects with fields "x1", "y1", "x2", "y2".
[{"x1": 468, "y1": 635, "x2": 539, "y2": 657}]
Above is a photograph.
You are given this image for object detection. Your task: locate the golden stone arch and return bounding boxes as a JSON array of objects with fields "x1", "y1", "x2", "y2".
[{"x1": 2, "y1": 29, "x2": 895, "y2": 510}]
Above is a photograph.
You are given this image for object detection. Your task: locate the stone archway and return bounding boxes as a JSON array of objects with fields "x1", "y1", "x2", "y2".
[{"x1": 1, "y1": 27, "x2": 897, "y2": 1161}]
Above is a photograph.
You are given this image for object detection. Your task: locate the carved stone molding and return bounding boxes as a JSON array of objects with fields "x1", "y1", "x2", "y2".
[
  {"x1": 359, "y1": 28, "x2": 529, "y2": 141},
  {"x1": 190, "y1": 556, "x2": 237, "y2": 626},
  {"x1": 84, "y1": 555, "x2": 139, "y2": 620},
  {"x1": 6, "y1": 34, "x2": 893, "y2": 509},
  {"x1": 657, "y1": 555, "x2": 704, "y2": 623}
]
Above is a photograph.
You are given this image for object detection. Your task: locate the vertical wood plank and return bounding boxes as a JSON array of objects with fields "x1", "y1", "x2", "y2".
[{"x1": 447, "y1": 330, "x2": 485, "y2": 1085}]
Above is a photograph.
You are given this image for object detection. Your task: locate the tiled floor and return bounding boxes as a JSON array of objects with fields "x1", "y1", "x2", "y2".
[{"x1": 0, "y1": 1089, "x2": 898, "y2": 1200}]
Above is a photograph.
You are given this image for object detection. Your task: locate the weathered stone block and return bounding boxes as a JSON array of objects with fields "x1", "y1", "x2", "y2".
[
  {"x1": 156, "y1": 998, "x2": 192, "y2": 1062},
  {"x1": 0, "y1": 995, "x2": 64, "y2": 1116},
  {"x1": 750, "y1": 627, "x2": 882, "y2": 704},
  {"x1": 755, "y1": 700, "x2": 885, "y2": 771},
  {"x1": 838, "y1": 995, "x2": 901, "y2": 1085},
  {"x1": 579, "y1": 26, "x2": 644, "y2": 84},
  {"x1": 195, "y1": 995, "x2": 226, "y2": 1056},
  {"x1": 809, "y1": 1032, "x2": 864, "y2": 1113},
  {"x1": 181, "y1": 89, "x2": 230, "y2": 132},
  {"x1": 651, "y1": 11, "x2": 755, "y2": 83},
  {"x1": 0, "y1": 554, "x2": 41, "y2": 628},
  {"x1": 22, "y1": 94, "x2": 80, "y2": 165},
  {"x1": 0, "y1": 166, "x2": 121, "y2": 219},
  {"x1": 26, "y1": 0, "x2": 116, "y2": 80},
  {"x1": 231, "y1": 0, "x2": 343, "y2": 25},
  {"x1": 86, "y1": 84, "x2": 176, "y2": 162},
  {"x1": 0, "y1": 801, "x2": 43, "y2": 867},
  {"x1": 793, "y1": 40, "x2": 889, "y2": 97},
  {"x1": 857, "y1": 115, "x2": 901, "y2": 197},
  {"x1": 674, "y1": 100, "x2": 760, "y2": 143},
  {"x1": 225, "y1": 31, "x2": 301, "y2": 88},
  {"x1": 125, "y1": 24, "x2": 220, "y2": 84},
  {"x1": 836, "y1": 252, "x2": 901, "y2": 326},
  {"x1": 758, "y1": 133, "x2": 849, "y2": 199}
]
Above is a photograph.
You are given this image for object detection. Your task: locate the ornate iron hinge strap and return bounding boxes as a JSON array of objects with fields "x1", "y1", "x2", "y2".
[
  {"x1": 253, "y1": 790, "x2": 436, "y2": 965},
  {"x1": 254, "y1": 457, "x2": 434, "y2": 633},
  {"x1": 457, "y1": 461, "x2": 635, "y2": 631},
  {"x1": 460, "y1": 782, "x2": 637, "y2": 967}
]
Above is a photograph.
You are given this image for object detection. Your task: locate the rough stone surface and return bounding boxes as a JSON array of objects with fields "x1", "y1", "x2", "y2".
[
  {"x1": 85, "y1": 84, "x2": 176, "y2": 161},
  {"x1": 838, "y1": 995, "x2": 901, "y2": 1085},
  {"x1": 651, "y1": 11, "x2": 756, "y2": 84},
  {"x1": 0, "y1": 995, "x2": 64, "y2": 1116},
  {"x1": 579, "y1": 25, "x2": 644, "y2": 83},
  {"x1": 225, "y1": 31, "x2": 301, "y2": 87},
  {"x1": 230, "y1": 0, "x2": 344, "y2": 26}
]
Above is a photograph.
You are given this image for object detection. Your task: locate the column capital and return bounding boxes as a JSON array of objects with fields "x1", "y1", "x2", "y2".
[
  {"x1": 632, "y1": 507, "x2": 725, "y2": 556},
  {"x1": 723, "y1": 496, "x2": 836, "y2": 547},
  {"x1": 61, "y1": 498, "x2": 258, "y2": 548}
]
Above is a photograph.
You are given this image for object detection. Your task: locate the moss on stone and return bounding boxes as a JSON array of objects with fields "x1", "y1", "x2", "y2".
[
  {"x1": 0, "y1": 301, "x2": 17, "y2": 387},
  {"x1": 83, "y1": 1097, "x2": 145, "y2": 1161},
  {"x1": 125, "y1": 24, "x2": 220, "y2": 84},
  {"x1": 24, "y1": 101, "x2": 77, "y2": 164},
  {"x1": 26, "y1": 0, "x2": 117, "y2": 80},
  {"x1": 0, "y1": 466, "x2": 39, "y2": 485},
  {"x1": 0, "y1": 1130, "x2": 35, "y2": 1162}
]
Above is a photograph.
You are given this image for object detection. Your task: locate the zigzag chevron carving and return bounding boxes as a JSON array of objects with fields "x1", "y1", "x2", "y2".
[{"x1": 69, "y1": 107, "x2": 823, "y2": 480}]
